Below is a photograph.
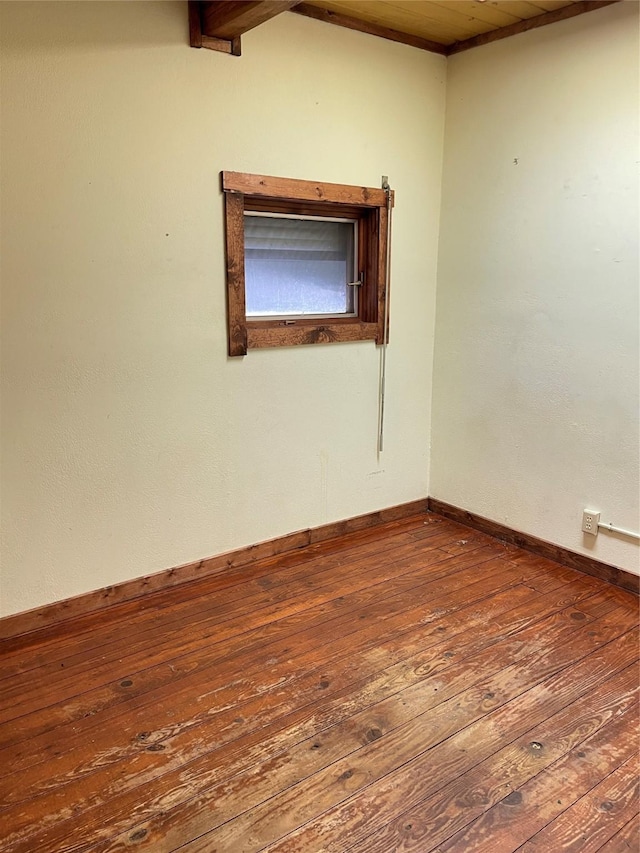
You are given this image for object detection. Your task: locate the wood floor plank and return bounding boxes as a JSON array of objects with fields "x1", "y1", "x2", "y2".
[
  {"x1": 237, "y1": 632, "x2": 638, "y2": 853},
  {"x1": 0, "y1": 588, "x2": 594, "y2": 784},
  {"x1": 3, "y1": 592, "x2": 610, "y2": 852},
  {"x1": 0, "y1": 542, "x2": 510, "y2": 723},
  {"x1": 0, "y1": 553, "x2": 550, "y2": 765},
  {"x1": 516, "y1": 756, "x2": 639, "y2": 852},
  {"x1": 0, "y1": 577, "x2": 563, "y2": 833},
  {"x1": 596, "y1": 813, "x2": 639, "y2": 851},
  {"x1": 347, "y1": 667, "x2": 638, "y2": 853},
  {"x1": 0, "y1": 514, "x2": 454, "y2": 664},
  {"x1": 0, "y1": 526, "x2": 474, "y2": 692},
  {"x1": 123, "y1": 628, "x2": 638, "y2": 853},
  {"x1": 0, "y1": 514, "x2": 586, "y2": 680},
  {"x1": 0, "y1": 544, "x2": 504, "y2": 722},
  {"x1": 0, "y1": 579, "x2": 537, "y2": 776},
  {"x1": 577, "y1": 586, "x2": 640, "y2": 619},
  {"x1": 0, "y1": 515, "x2": 442, "y2": 677},
  {"x1": 0, "y1": 519, "x2": 635, "y2": 853},
  {"x1": 433, "y1": 695, "x2": 638, "y2": 852},
  {"x1": 87, "y1": 602, "x2": 629, "y2": 853},
  {"x1": 1, "y1": 580, "x2": 598, "y2": 812}
]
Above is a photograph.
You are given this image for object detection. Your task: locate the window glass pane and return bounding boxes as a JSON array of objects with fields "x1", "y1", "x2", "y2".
[{"x1": 244, "y1": 215, "x2": 355, "y2": 317}]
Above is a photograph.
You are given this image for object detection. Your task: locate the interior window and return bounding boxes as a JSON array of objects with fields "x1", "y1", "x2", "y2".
[
  {"x1": 244, "y1": 214, "x2": 357, "y2": 318},
  {"x1": 222, "y1": 171, "x2": 393, "y2": 356}
]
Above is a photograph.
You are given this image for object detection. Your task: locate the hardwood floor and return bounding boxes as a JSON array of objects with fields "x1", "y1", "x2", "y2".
[{"x1": 0, "y1": 512, "x2": 637, "y2": 853}]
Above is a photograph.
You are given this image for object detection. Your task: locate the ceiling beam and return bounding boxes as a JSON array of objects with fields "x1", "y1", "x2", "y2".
[
  {"x1": 190, "y1": 0, "x2": 622, "y2": 59},
  {"x1": 447, "y1": 0, "x2": 621, "y2": 55},
  {"x1": 201, "y1": 1, "x2": 300, "y2": 40},
  {"x1": 189, "y1": 1, "x2": 242, "y2": 55},
  {"x1": 292, "y1": 3, "x2": 448, "y2": 55}
]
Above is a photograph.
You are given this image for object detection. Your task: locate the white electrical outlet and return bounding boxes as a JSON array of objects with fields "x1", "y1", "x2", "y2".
[{"x1": 582, "y1": 510, "x2": 600, "y2": 535}]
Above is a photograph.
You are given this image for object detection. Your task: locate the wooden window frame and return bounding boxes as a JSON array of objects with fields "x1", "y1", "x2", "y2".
[{"x1": 222, "y1": 171, "x2": 393, "y2": 356}]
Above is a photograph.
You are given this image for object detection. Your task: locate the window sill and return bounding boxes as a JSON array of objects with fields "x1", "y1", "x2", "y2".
[{"x1": 246, "y1": 319, "x2": 379, "y2": 350}]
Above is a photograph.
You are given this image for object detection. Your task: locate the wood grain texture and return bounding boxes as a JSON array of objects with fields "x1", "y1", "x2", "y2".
[
  {"x1": 188, "y1": 1, "x2": 241, "y2": 54},
  {"x1": 433, "y1": 696, "x2": 639, "y2": 852},
  {"x1": 224, "y1": 190, "x2": 247, "y2": 355},
  {"x1": 188, "y1": 0, "x2": 614, "y2": 57},
  {"x1": 0, "y1": 515, "x2": 636, "y2": 853},
  {"x1": 293, "y1": 0, "x2": 596, "y2": 53},
  {"x1": 447, "y1": 0, "x2": 620, "y2": 54},
  {"x1": 252, "y1": 640, "x2": 638, "y2": 853},
  {"x1": 428, "y1": 498, "x2": 639, "y2": 594},
  {"x1": 299, "y1": 0, "x2": 559, "y2": 43},
  {"x1": 598, "y1": 814, "x2": 640, "y2": 851},
  {"x1": 222, "y1": 170, "x2": 391, "y2": 208},
  {"x1": 428, "y1": 1, "x2": 525, "y2": 29},
  {"x1": 0, "y1": 499, "x2": 427, "y2": 641},
  {"x1": 200, "y1": 0, "x2": 298, "y2": 39},
  {"x1": 62, "y1": 600, "x2": 603, "y2": 852},
  {"x1": 347, "y1": 666, "x2": 638, "y2": 853},
  {"x1": 1, "y1": 582, "x2": 585, "y2": 850},
  {"x1": 2, "y1": 523, "x2": 470, "y2": 754},
  {"x1": 2, "y1": 527, "x2": 494, "y2": 729},
  {"x1": 246, "y1": 320, "x2": 378, "y2": 349},
  {"x1": 188, "y1": 0, "x2": 203, "y2": 47},
  {"x1": 518, "y1": 755, "x2": 639, "y2": 852},
  {"x1": 222, "y1": 172, "x2": 391, "y2": 354},
  {"x1": 376, "y1": 202, "x2": 389, "y2": 344},
  {"x1": 0, "y1": 516, "x2": 436, "y2": 683},
  {"x1": 292, "y1": 3, "x2": 450, "y2": 54}
]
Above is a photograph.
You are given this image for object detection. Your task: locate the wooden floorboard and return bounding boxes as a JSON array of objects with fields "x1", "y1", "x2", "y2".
[
  {"x1": 597, "y1": 813, "x2": 640, "y2": 851},
  {"x1": 431, "y1": 693, "x2": 638, "y2": 853},
  {"x1": 0, "y1": 515, "x2": 637, "y2": 852},
  {"x1": 0, "y1": 549, "x2": 525, "y2": 752}
]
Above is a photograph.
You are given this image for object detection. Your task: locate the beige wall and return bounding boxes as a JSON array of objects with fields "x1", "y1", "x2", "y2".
[
  {"x1": 432, "y1": 2, "x2": 640, "y2": 574},
  {"x1": 2, "y1": 2, "x2": 638, "y2": 619},
  {"x1": 0, "y1": 2, "x2": 445, "y2": 616}
]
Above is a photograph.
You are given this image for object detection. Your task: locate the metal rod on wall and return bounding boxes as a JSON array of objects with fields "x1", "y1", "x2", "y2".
[{"x1": 378, "y1": 175, "x2": 393, "y2": 454}]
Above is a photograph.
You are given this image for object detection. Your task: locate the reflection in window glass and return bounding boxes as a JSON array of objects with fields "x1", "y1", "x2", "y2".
[{"x1": 244, "y1": 215, "x2": 356, "y2": 317}]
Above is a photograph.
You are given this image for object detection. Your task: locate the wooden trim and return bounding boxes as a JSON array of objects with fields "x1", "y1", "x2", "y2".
[
  {"x1": 244, "y1": 197, "x2": 363, "y2": 219},
  {"x1": 190, "y1": 0, "x2": 620, "y2": 58},
  {"x1": 188, "y1": 0, "x2": 203, "y2": 47},
  {"x1": 0, "y1": 499, "x2": 429, "y2": 641},
  {"x1": 447, "y1": 1, "x2": 621, "y2": 55},
  {"x1": 188, "y1": 1, "x2": 242, "y2": 55},
  {"x1": 222, "y1": 172, "x2": 393, "y2": 355},
  {"x1": 222, "y1": 171, "x2": 392, "y2": 209},
  {"x1": 203, "y1": 35, "x2": 242, "y2": 56},
  {"x1": 201, "y1": 1, "x2": 299, "y2": 40},
  {"x1": 291, "y1": 3, "x2": 449, "y2": 56},
  {"x1": 224, "y1": 192, "x2": 248, "y2": 356},
  {"x1": 308, "y1": 500, "x2": 428, "y2": 543},
  {"x1": 3, "y1": 492, "x2": 636, "y2": 640},
  {"x1": 247, "y1": 320, "x2": 378, "y2": 349},
  {"x1": 376, "y1": 204, "x2": 388, "y2": 345},
  {"x1": 427, "y1": 498, "x2": 639, "y2": 595}
]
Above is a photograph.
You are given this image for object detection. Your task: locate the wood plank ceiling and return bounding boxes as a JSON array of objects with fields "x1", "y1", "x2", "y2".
[{"x1": 188, "y1": 0, "x2": 620, "y2": 56}]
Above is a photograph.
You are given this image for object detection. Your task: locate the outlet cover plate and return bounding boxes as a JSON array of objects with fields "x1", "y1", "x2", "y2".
[{"x1": 582, "y1": 510, "x2": 600, "y2": 535}]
